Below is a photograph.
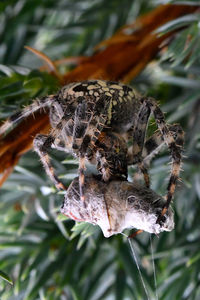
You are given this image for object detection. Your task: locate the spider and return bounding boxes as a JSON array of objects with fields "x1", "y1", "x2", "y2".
[{"x1": 0, "y1": 80, "x2": 184, "y2": 216}]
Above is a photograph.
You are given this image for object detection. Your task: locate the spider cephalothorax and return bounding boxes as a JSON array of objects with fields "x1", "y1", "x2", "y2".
[{"x1": 0, "y1": 80, "x2": 184, "y2": 215}]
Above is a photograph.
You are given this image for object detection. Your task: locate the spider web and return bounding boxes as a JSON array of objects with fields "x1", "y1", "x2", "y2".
[{"x1": 122, "y1": 232, "x2": 159, "y2": 300}]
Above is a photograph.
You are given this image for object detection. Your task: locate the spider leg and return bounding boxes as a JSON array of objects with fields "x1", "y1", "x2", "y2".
[
  {"x1": 33, "y1": 132, "x2": 67, "y2": 191},
  {"x1": 71, "y1": 102, "x2": 92, "y2": 201},
  {"x1": 143, "y1": 124, "x2": 184, "y2": 189},
  {"x1": 76, "y1": 114, "x2": 107, "y2": 201},
  {"x1": 78, "y1": 114, "x2": 108, "y2": 200},
  {"x1": 78, "y1": 155, "x2": 86, "y2": 202},
  {"x1": 148, "y1": 101, "x2": 184, "y2": 219},
  {"x1": 132, "y1": 98, "x2": 184, "y2": 222},
  {"x1": 130, "y1": 126, "x2": 172, "y2": 187},
  {"x1": 96, "y1": 148, "x2": 112, "y2": 181},
  {"x1": 0, "y1": 96, "x2": 52, "y2": 136},
  {"x1": 142, "y1": 124, "x2": 183, "y2": 164},
  {"x1": 87, "y1": 94, "x2": 111, "y2": 149},
  {"x1": 131, "y1": 101, "x2": 151, "y2": 187},
  {"x1": 72, "y1": 99, "x2": 109, "y2": 200},
  {"x1": 131, "y1": 128, "x2": 166, "y2": 187},
  {"x1": 71, "y1": 97, "x2": 108, "y2": 152},
  {"x1": 72, "y1": 102, "x2": 89, "y2": 151},
  {"x1": 128, "y1": 229, "x2": 143, "y2": 238},
  {"x1": 34, "y1": 105, "x2": 89, "y2": 194}
]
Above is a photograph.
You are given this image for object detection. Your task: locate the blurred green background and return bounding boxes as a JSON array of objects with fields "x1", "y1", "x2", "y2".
[{"x1": 0, "y1": 0, "x2": 200, "y2": 299}]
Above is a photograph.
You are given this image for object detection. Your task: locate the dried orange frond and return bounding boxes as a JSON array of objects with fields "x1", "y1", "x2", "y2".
[{"x1": 25, "y1": 46, "x2": 62, "y2": 82}]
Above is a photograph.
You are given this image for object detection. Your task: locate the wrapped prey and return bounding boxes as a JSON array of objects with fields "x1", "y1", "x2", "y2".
[{"x1": 61, "y1": 176, "x2": 174, "y2": 238}]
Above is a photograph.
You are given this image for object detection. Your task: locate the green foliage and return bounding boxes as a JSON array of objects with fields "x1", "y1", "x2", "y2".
[{"x1": 0, "y1": 0, "x2": 200, "y2": 299}]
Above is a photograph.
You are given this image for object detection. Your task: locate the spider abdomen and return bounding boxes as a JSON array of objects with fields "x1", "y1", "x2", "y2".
[{"x1": 57, "y1": 80, "x2": 140, "y2": 134}]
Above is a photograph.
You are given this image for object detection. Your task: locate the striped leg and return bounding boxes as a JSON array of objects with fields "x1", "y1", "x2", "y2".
[
  {"x1": 141, "y1": 124, "x2": 184, "y2": 189},
  {"x1": 71, "y1": 100, "x2": 109, "y2": 201},
  {"x1": 34, "y1": 107, "x2": 88, "y2": 193},
  {"x1": 130, "y1": 97, "x2": 184, "y2": 221},
  {"x1": 139, "y1": 99, "x2": 184, "y2": 221},
  {"x1": 78, "y1": 155, "x2": 86, "y2": 202},
  {"x1": 132, "y1": 129, "x2": 165, "y2": 188},
  {"x1": 71, "y1": 103, "x2": 92, "y2": 201},
  {"x1": 147, "y1": 100, "x2": 184, "y2": 219},
  {"x1": 96, "y1": 148, "x2": 112, "y2": 182},
  {"x1": 142, "y1": 124, "x2": 183, "y2": 164},
  {"x1": 132, "y1": 102, "x2": 151, "y2": 163},
  {"x1": 131, "y1": 100, "x2": 152, "y2": 187},
  {"x1": 33, "y1": 133, "x2": 67, "y2": 190},
  {"x1": 76, "y1": 114, "x2": 107, "y2": 201},
  {"x1": 33, "y1": 109, "x2": 77, "y2": 191},
  {"x1": 88, "y1": 94, "x2": 111, "y2": 148},
  {"x1": 72, "y1": 102, "x2": 89, "y2": 151},
  {"x1": 0, "y1": 96, "x2": 52, "y2": 136}
]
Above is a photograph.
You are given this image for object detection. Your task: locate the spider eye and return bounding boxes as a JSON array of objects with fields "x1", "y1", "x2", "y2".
[{"x1": 127, "y1": 196, "x2": 136, "y2": 204}]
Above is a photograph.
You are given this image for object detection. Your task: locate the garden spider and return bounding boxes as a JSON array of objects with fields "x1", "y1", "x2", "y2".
[{"x1": 0, "y1": 80, "x2": 184, "y2": 218}]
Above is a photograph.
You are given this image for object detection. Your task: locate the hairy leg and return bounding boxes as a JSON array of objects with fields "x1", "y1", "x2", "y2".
[
  {"x1": 131, "y1": 100, "x2": 152, "y2": 187},
  {"x1": 130, "y1": 97, "x2": 184, "y2": 220},
  {"x1": 141, "y1": 99, "x2": 184, "y2": 219},
  {"x1": 33, "y1": 133, "x2": 67, "y2": 190},
  {"x1": 146, "y1": 100, "x2": 184, "y2": 218},
  {"x1": 71, "y1": 100, "x2": 109, "y2": 200}
]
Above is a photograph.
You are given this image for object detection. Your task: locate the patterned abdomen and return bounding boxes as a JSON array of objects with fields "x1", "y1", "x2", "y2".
[{"x1": 57, "y1": 80, "x2": 140, "y2": 133}]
